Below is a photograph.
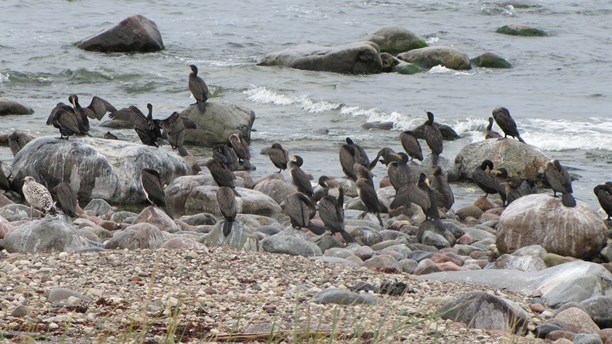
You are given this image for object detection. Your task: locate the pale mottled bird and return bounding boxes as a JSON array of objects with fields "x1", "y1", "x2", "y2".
[{"x1": 22, "y1": 176, "x2": 56, "y2": 218}]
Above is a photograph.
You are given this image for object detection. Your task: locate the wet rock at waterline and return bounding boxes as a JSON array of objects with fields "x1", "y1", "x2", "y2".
[
  {"x1": 0, "y1": 98, "x2": 34, "y2": 116},
  {"x1": 496, "y1": 24, "x2": 548, "y2": 37},
  {"x1": 11, "y1": 136, "x2": 191, "y2": 205},
  {"x1": 77, "y1": 15, "x2": 164, "y2": 53},
  {"x1": 364, "y1": 26, "x2": 427, "y2": 54},
  {"x1": 397, "y1": 46, "x2": 471, "y2": 70},
  {"x1": 181, "y1": 102, "x2": 255, "y2": 147},
  {"x1": 470, "y1": 52, "x2": 512, "y2": 68}
]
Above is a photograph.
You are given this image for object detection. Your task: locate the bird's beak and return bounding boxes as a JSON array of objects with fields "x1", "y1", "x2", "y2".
[{"x1": 425, "y1": 178, "x2": 430, "y2": 186}]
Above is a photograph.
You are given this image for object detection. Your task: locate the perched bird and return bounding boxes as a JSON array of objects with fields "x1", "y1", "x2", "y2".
[
  {"x1": 8, "y1": 131, "x2": 33, "y2": 157},
  {"x1": 288, "y1": 155, "x2": 313, "y2": 198},
  {"x1": 355, "y1": 177, "x2": 384, "y2": 227},
  {"x1": 431, "y1": 166, "x2": 454, "y2": 210},
  {"x1": 594, "y1": 183, "x2": 612, "y2": 220},
  {"x1": 156, "y1": 111, "x2": 197, "y2": 156},
  {"x1": 70, "y1": 94, "x2": 116, "y2": 120},
  {"x1": 372, "y1": 147, "x2": 400, "y2": 166},
  {"x1": 423, "y1": 111, "x2": 443, "y2": 167},
  {"x1": 399, "y1": 130, "x2": 424, "y2": 161},
  {"x1": 317, "y1": 189, "x2": 355, "y2": 243},
  {"x1": 505, "y1": 176, "x2": 527, "y2": 205},
  {"x1": 140, "y1": 168, "x2": 173, "y2": 217},
  {"x1": 544, "y1": 160, "x2": 576, "y2": 207},
  {"x1": 392, "y1": 173, "x2": 441, "y2": 221},
  {"x1": 492, "y1": 107, "x2": 526, "y2": 143},
  {"x1": 216, "y1": 186, "x2": 237, "y2": 236},
  {"x1": 229, "y1": 133, "x2": 252, "y2": 170},
  {"x1": 484, "y1": 117, "x2": 503, "y2": 140},
  {"x1": 51, "y1": 182, "x2": 78, "y2": 218},
  {"x1": 269, "y1": 143, "x2": 289, "y2": 173},
  {"x1": 353, "y1": 163, "x2": 374, "y2": 187},
  {"x1": 339, "y1": 137, "x2": 376, "y2": 181},
  {"x1": 491, "y1": 168, "x2": 509, "y2": 206},
  {"x1": 189, "y1": 64, "x2": 210, "y2": 105},
  {"x1": 46, "y1": 102, "x2": 87, "y2": 139},
  {"x1": 206, "y1": 157, "x2": 240, "y2": 196},
  {"x1": 104, "y1": 131, "x2": 118, "y2": 140},
  {"x1": 315, "y1": 175, "x2": 344, "y2": 204},
  {"x1": 22, "y1": 176, "x2": 56, "y2": 218},
  {"x1": 213, "y1": 144, "x2": 240, "y2": 171},
  {"x1": 109, "y1": 103, "x2": 162, "y2": 147},
  {"x1": 283, "y1": 192, "x2": 326, "y2": 235},
  {"x1": 387, "y1": 152, "x2": 413, "y2": 191},
  {"x1": 0, "y1": 162, "x2": 10, "y2": 191},
  {"x1": 472, "y1": 160, "x2": 498, "y2": 197}
]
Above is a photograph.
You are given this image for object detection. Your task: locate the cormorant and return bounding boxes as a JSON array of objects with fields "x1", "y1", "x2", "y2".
[
  {"x1": 387, "y1": 152, "x2": 413, "y2": 191},
  {"x1": 399, "y1": 130, "x2": 424, "y2": 161},
  {"x1": 156, "y1": 111, "x2": 196, "y2": 156},
  {"x1": 485, "y1": 117, "x2": 503, "y2": 140},
  {"x1": 472, "y1": 160, "x2": 497, "y2": 197},
  {"x1": 8, "y1": 131, "x2": 33, "y2": 157},
  {"x1": 216, "y1": 186, "x2": 237, "y2": 236},
  {"x1": 288, "y1": 155, "x2": 313, "y2": 198},
  {"x1": 353, "y1": 163, "x2": 374, "y2": 187},
  {"x1": 109, "y1": 103, "x2": 162, "y2": 147},
  {"x1": 104, "y1": 131, "x2": 118, "y2": 140},
  {"x1": 594, "y1": 183, "x2": 612, "y2": 220},
  {"x1": 0, "y1": 163, "x2": 10, "y2": 191},
  {"x1": 283, "y1": 192, "x2": 326, "y2": 235},
  {"x1": 392, "y1": 173, "x2": 442, "y2": 221},
  {"x1": 140, "y1": 168, "x2": 173, "y2": 218},
  {"x1": 339, "y1": 137, "x2": 376, "y2": 181},
  {"x1": 505, "y1": 176, "x2": 526, "y2": 205},
  {"x1": 317, "y1": 189, "x2": 355, "y2": 243},
  {"x1": 355, "y1": 177, "x2": 384, "y2": 227},
  {"x1": 544, "y1": 159, "x2": 576, "y2": 207},
  {"x1": 206, "y1": 157, "x2": 240, "y2": 196},
  {"x1": 213, "y1": 144, "x2": 240, "y2": 171},
  {"x1": 372, "y1": 147, "x2": 400, "y2": 166},
  {"x1": 70, "y1": 94, "x2": 116, "y2": 120},
  {"x1": 47, "y1": 102, "x2": 87, "y2": 139},
  {"x1": 423, "y1": 111, "x2": 443, "y2": 167},
  {"x1": 492, "y1": 168, "x2": 509, "y2": 206},
  {"x1": 492, "y1": 107, "x2": 526, "y2": 143},
  {"x1": 51, "y1": 182, "x2": 78, "y2": 218},
  {"x1": 189, "y1": 64, "x2": 210, "y2": 105},
  {"x1": 22, "y1": 176, "x2": 56, "y2": 218},
  {"x1": 431, "y1": 166, "x2": 454, "y2": 210},
  {"x1": 229, "y1": 133, "x2": 252, "y2": 170},
  {"x1": 269, "y1": 143, "x2": 289, "y2": 173},
  {"x1": 315, "y1": 175, "x2": 344, "y2": 204}
]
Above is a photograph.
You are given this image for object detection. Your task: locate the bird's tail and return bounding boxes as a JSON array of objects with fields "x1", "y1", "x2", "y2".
[
  {"x1": 516, "y1": 135, "x2": 526, "y2": 144},
  {"x1": 242, "y1": 159, "x2": 253, "y2": 171},
  {"x1": 432, "y1": 153, "x2": 439, "y2": 167},
  {"x1": 233, "y1": 188, "x2": 242, "y2": 197},
  {"x1": 390, "y1": 191, "x2": 411, "y2": 209},
  {"x1": 561, "y1": 192, "x2": 577, "y2": 207},
  {"x1": 223, "y1": 219, "x2": 233, "y2": 237},
  {"x1": 340, "y1": 230, "x2": 356, "y2": 243},
  {"x1": 306, "y1": 223, "x2": 326, "y2": 235},
  {"x1": 432, "y1": 219, "x2": 446, "y2": 232},
  {"x1": 177, "y1": 146, "x2": 189, "y2": 156},
  {"x1": 161, "y1": 206, "x2": 174, "y2": 219},
  {"x1": 376, "y1": 212, "x2": 384, "y2": 227}
]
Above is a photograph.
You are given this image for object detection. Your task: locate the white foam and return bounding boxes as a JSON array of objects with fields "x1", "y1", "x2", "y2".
[
  {"x1": 0, "y1": 73, "x2": 8, "y2": 83},
  {"x1": 244, "y1": 86, "x2": 296, "y2": 105},
  {"x1": 426, "y1": 36, "x2": 439, "y2": 45}
]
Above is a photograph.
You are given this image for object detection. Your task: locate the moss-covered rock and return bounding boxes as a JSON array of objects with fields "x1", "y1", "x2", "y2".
[
  {"x1": 398, "y1": 46, "x2": 471, "y2": 70},
  {"x1": 496, "y1": 24, "x2": 548, "y2": 37},
  {"x1": 365, "y1": 26, "x2": 427, "y2": 54},
  {"x1": 471, "y1": 52, "x2": 512, "y2": 68}
]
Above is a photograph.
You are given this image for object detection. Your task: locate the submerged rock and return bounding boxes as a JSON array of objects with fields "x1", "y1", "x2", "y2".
[
  {"x1": 0, "y1": 98, "x2": 34, "y2": 116},
  {"x1": 397, "y1": 46, "x2": 471, "y2": 70},
  {"x1": 470, "y1": 52, "x2": 512, "y2": 68},
  {"x1": 496, "y1": 24, "x2": 548, "y2": 37},
  {"x1": 364, "y1": 26, "x2": 427, "y2": 54},
  {"x1": 77, "y1": 15, "x2": 164, "y2": 53},
  {"x1": 181, "y1": 102, "x2": 255, "y2": 147}
]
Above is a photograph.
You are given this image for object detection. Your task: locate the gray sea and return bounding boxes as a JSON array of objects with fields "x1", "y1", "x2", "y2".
[{"x1": 0, "y1": 0, "x2": 610, "y2": 211}]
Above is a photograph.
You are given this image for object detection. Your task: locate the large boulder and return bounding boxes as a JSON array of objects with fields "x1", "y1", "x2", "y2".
[
  {"x1": 253, "y1": 178, "x2": 297, "y2": 205},
  {"x1": 11, "y1": 136, "x2": 191, "y2": 205},
  {"x1": 364, "y1": 26, "x2": 427, "y2": 54},
  {"x1": 104, "y1": 223, "x2": 169, "y2": 250},
  {"x1": 259, "y1": 42, "x2": 383, "y2": 74},
  {"x1": 202, "y1": 220, "x2": 260, "y2": 252},
  {"x1": 261, "y1": 235, "x2": 322, "y2": 257},
  {"x1": 77, "y1": 15, "x2": 164, "y2": 53},
  {"x1": 454, "y1": 138, "x2": 549, "y2": 180},
  {"x1": 397, "y1": 46, "x2": 471, "y2": 70},
  {"x1": 4, "y1": 218, "x2": 89, "y2": 253},
  {"x1": 470, "y1": 52, "x2": 512, "y2": 68},
  {"x1": 496, "y1": 194, "x2": 607, "y2": 259},
  {"x1": 181, "y1": 102, "x2": 255, "y2": 146},
  {"x1": 0, "y1": 98, "x2": 34, "y2": 116}
]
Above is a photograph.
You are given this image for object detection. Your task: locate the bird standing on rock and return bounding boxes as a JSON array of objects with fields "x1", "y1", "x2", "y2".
[
  {"x1": 355, "y1": 177, "x2": 384, "y2": 227},
  {"x1": 109, "y1": 103, "x2": 162, "y2": 147},
  {"x1": 217, "y1": 186, "x2": 237, "y2": 237},
  {"x1": 70, "y1": 94, "x2": 116, "y2": 121},
  {"x1": 47, "y1": 102, "x2": 87, "y2": 139},
  {"x1": 269, "y1": 143, "x2": 289, "y2": 173},
  {"x1": 156, "y1": 111, "x2": 197, "y2": 156},
  {"x1": 317, "y1": 190, "x2": 355, "y2": 243},
  {"x1": 22, "y1": 176, "x2": 56, "y2": 218},
  {"x1": 206, "y1": 157, "x2": 240, "y2": 196},
  {"x1": 229, "y1": 133, "x2": 252, "y2": 170},
  {"x1": 288, "y1": 155, "x2": 313, "y2": 198},
  {"x1": 51, "y1": 182, "x2": 79, "y2": 218},
  {"x1": 544, "y1": 159, "x2": 576, "y2": 207},
  {"x1": 492, "y1": 107, "x2": 526, "y2": 143},
  {"x1": 140, "y1": 168, "x2": 173, "y2": 218},
  {"x1": 283, "y1": 192, "x2": 326, "y2": 235},
  {"x1": 472, "y1": 160, "x2": 497, "y2": 198},
  {"x1": 423, "y1": 111, "x2": 443, "y2": 167},
  {"x1": 594, "y1": 183, "x2": 612, "y2": 220},
  {"x1": 189, "y1": 64, "x2": 210, "y2": 107},
  {"x1": 431, "y1": 166, "x2": 454, "y2": 210},
  {"x1": 399, "y1": 130, "x2": 423, "y2": 161},
  {"x1": 484, "y1": 117, "x2": 503, "y2": 140}
]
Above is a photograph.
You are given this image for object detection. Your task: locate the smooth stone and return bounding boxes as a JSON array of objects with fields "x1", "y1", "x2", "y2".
[
  {"x1": 573, "y1": 333, "x2": 604, "y2": 344},
  {"x1": 0, "y1": 215, "x2": 12, "y2": 239},
  {"x1": 10, "y1": 305, "x2": 31, "y2": 318},
  {"x1": 363, "y1": 254, "x2": 401, "y2": 273},
  {"x1": 417, "y1": 221, "x2": 455, "y2": 249},
  {"x1": 580, "y1": 296, "x2": 612, "y2": 329},
  {"x1": 110, "y1": 210, "x2": 138, "y2": 224},
  {"x1": 84, "y1": 199, "x2": 113, "y2": 217},
  {"x1": 542, "y1": 253, "x2": 577, "y2": 267},
  {"x1": 324, "y1": 247, "x2": 353, "y2": 259},
  {"x1": 131, "y1": 206, "x2": 180, "y2": 233},
  {"x1": 179, "y1": 213, "x2": 217, "y2": 226},
  {"x1": 261, "y1": 235, "x2": 322, "y2": 257},
  {"x1": 0, "y1": 98, "x2": 34, "y2": 115},
  {"x1": 202, "y1": 220, "x2": 260, "y2": 252},
  {"x1": 0, "y1": 204, "x2": 41, "y2": 221},
  {"x1": 380, "y1": 244, "x2": 412, "y2": 260},
  {"x1": 77, "y1": 15, "x2": 164, "y2": 52},
  {"x1": 399, "y1": 258, "x2": 418, "y2": 274},
  {"x1": 513, "y1": 244, "x2": 547, "y2": 258},
  {"x1": 497, "y1": 194, "x2": 607, "y2": 259},
  {"x1": 496, "y1": 24, "x2": 548, "y2": 37},
  {"x1": 160, "y1": 236, "x2": 208, "y2": 251},
  {"x1": 397, "y1": 46, "x2": 471, "y2": 70},
  {"x1": 462, "y1": 227, "x2": 496, "y2": 241},
  {"x1": 535, "y1": 323, "x2": 562, "y2": 339},
  {"x1": 546, "y1": 331, "x2": 575, "y2": 342},
  {"x1": 470, "y1": 52, "x2": 512, "y2": 68},
  {"x1": 254, "y1": 179, "x2": 297, "y2": 205},
  {"x1": 414, "y1": 258, "x2": 443, "y2": 275},
  {"x1": 554, "y1": 307, "x2": 601, "y2": 334},
  {"x1": 364, "y1": 25, "x2": 427, "y2": 54},
  {"x1": 259, "y1": 42, "x2": 383, "y2": 74},
  {"x1": 455, "y1": 206, "x2": 483, "y2": 220},
  {"x1": 348, "y1": 226, "x2": 383, "y2": 246},
  {"x1": 437, "y1": 291, "x2": 528, "y2": 333},
  {"x1": 48, "y1": 287, "x2": 91, "y2": 303},
  {"x1": 313, "y1": 288, "x2": 380, "y2": 305},
  {"x1": 353, "y1": 245, "x2": 374, "y2": 261},
  {"x1": 495, "y1": 254, "x2": 546, "y2": 272},
  {"x1": 181, "y1": 102, "x2": 255, "y2": 147},
  {"x1": 4, "y1": 218, "x2": 89, "y2": 253},
  {"x1": 104, "y1": 223, "x2": 169, "y2": 250},
  {"x1": 312, "y1": 256, "x2": 361, "y2": 268}
]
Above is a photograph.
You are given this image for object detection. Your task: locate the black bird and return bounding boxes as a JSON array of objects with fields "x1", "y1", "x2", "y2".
[
  {"x1": 0, "y1": 162, "x2": 10, "y2": 191},
  {"x1": 47, "y1": 102, "x2": 87, "y2": 139},
  {"x1": 485, "y1": 117, "x2": 503, "y2": 140},
  {"x1": 472, "y1": 160, "x2": 498, "y2": 197},
  {"x1": 339, "y1": 138, "x2": 376, "y2": 181},
  {"x1": 392, "y1": 173, "x2": 441, "y2": 221},
  {"x1": 492, "y1": 107, "x2": 526, "y2": 143},
  {"x1": 288, "y1": 155, "x2": 313, "y2": 198},
  {"x1": 355, "y1": 177, "x2": 384, "y2": 227},
  {"x1": 206, "y1": 158, "x2": 240, "y2": 196},
  {"x1": 213, "y1": 144, "x2": 240, "y2": 171},
  {"x1": 353, "y1": 163, "x2": 374, "y2": 187},
  {"x1": 431, "y1": 166, "x2": 454, "y2": 210},
  {"x1": 317, "y1": 189, "x2": 355, "y2": 243},
  {"x1": 70, "y1": 94, "x2": 116, "y2": 120},
  {"x1": 109, "y1": 103, "x2": 163, "y2": 147},
  {"x1": 269, "y1": 143, "x2": 289, "y2": 173},
  {"x1": 229, "y1": 133, "x2": 252, "y2": 170},
  {"x1": 388, "y1": 152, "x2": 413, "y2": 192},
  {"x1": 283, "y1": 192, "x2": 326, "y2": 235},
  {"x1": 189, "y1": 64, "x2": 210, "y2": 105},
  {"x1": 345, "y1": 137, "x2": 374, "y2": 169},
  {"x1": 594, "y1": 183, "x2": 612, "y2": 220},
  {"x1": 423, "y1": 111, "x2": 443, "y2": 167},
  {"x1": 8, "y1": 131, "x2": 33, "y2": 157},
  {"x1": 372, "y1": 147, "x2": 400, "y2": 166},
  {"x1": 315, "y1": 175, "x2": 344, "y2": 204},
  {"x1": 157, "y1": 111, "x2": 197, "y2": 156},
  {"x1": 505, "y1": 176, "x2": 526, "y2": 205},
  {"x1": 216, "y1": 186, "x2": 237, "y2": 236},
  {"x1": 544, "y1": 159, "x2": 576, "y2": 207},
  {"x1": 51, "y1": 182, "x2": 78, "y2": 218},
  {"x1": 104, "y1": 131, "x2": 118, "y2": 140},
  {"x1": 140, "y1": 168, "x2": 173, "y2": 217},
  {"x1": 492, "y1": 168, "x2": 509, "y2": 206},
  {"x1": 400, "y1": 130, "x2": 424, "y2": 161}
]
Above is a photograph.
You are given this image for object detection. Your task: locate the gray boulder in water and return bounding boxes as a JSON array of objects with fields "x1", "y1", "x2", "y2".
[
  {"x1": 364, "y1": 26, "x2": 427, "y2": 54},
  {"x1": 77, "y1": 15, "x2": 164, "y2": 53},
  {"x1": 0, "y1": 98, "x2": 34, "y2": 116},
  {"x1": 259, "y1": 42, "x2": 383, "y2": 74},
  {"x1": 397, "y1": 46, "x2": 471, "y2": 70},
  {"x1": 496, "y1": 194, "x2": 607, "y2": 259},
  {"x1": 4, "y1": 218, "x2": 89, "y2": 253},
  {"x1": 11, "y1": 136, "x2": 191, "y2": 205},
  {"x1": 181, "y1": 102, "x2": 256, "y2": 147}
]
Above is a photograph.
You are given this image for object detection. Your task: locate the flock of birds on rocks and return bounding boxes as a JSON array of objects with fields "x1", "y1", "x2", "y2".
[{"x1": 1, "y1": 63, "x2": 611, "y2": 242}]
